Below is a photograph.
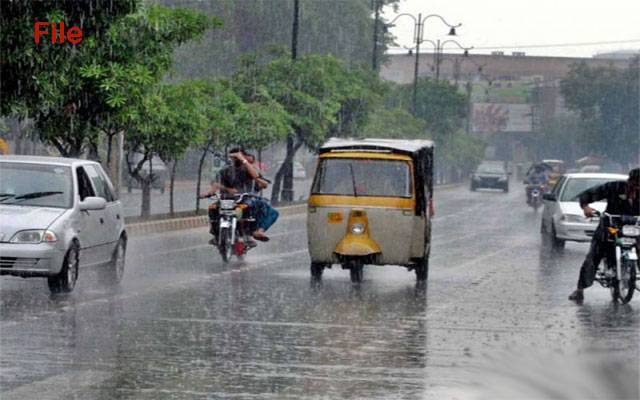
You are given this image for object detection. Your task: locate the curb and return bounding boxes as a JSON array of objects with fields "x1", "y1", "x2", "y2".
[{"x1": 126, "y1": 203, "x2": 307, "y2": 237}]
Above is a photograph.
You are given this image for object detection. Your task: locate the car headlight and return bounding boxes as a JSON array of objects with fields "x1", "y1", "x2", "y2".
[
  {"x1": 472, "y1": 175, "x2": 480, "y2": 181},
  {"x1": 498, "y1": 176, "x2": 507, "y2": 181},
  {"x1": 351, "y1": 223, "x2": 365, "y2": 235},
  {"x1": 561, "y1": 214, "x2": 585, "y2": 223},
  {"x1": 10, "y1": 230, "x2": 57, "y2": 244},
  {"x1": 622, "y1": 225, "x2": 640, "y2": 237}
]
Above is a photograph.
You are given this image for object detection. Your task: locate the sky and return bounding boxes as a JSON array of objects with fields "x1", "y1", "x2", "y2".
[{"x1": 383, "y1": 0, "x2": 640, "y2": 58}]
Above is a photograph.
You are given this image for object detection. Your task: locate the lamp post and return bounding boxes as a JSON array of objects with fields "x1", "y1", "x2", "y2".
[
  {"x1": 388, "y1": 13, "x2": 461, "y2": 115},
  {"x1": 419, "y1": 39, "x2": 473, "y2": 81}
]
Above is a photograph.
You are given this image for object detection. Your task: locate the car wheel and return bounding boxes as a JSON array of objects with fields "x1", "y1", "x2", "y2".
[
  {"x1": 550, "y1": 224, "x2": 565, "y2": 250},
  {"x1": 48, "y1": 243, "x2": 79, "y2": 294},
  {"x1": 101, "y1": 236, "x2": 126, "y2": 286},
  {"x1": 503, "y1": 184, "x2": 509, "y2": 193},
  {"x1": 470, "y1": 183, "x2": 476, "y2": 191}
]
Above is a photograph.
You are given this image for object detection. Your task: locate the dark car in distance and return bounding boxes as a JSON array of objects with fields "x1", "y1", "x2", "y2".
[{"x1": 471, "y1": 162, "x2": 509, "y2": 192}]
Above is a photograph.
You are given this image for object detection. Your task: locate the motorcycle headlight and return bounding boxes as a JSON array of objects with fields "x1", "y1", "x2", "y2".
[
  {"x1": 622, "y1": 225, "x2": 640, "y2": 237},
  {"x1": 351, "y1": 223, "x2": 365, "y2": 235},
  {"x1": 562, "y1": 214, "x2": 585, "y2": 223},
  {"x1": 10, "y1": 229, "x2": 57, "y2": 244}
]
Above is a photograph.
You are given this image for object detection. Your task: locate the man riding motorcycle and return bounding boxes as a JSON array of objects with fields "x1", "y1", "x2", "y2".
[
  {"x1": 524, "y1": 163, "x2": 549, "y2": 205},
  {"x1": 200, "y1": 148, "x2": 277, "y2": 242},
  {"x1": 569, "y1": 168, "x2": 640, "y2": 302}
]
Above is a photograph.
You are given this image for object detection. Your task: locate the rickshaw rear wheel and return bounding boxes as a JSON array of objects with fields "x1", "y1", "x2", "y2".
[
  {"x1": 349, "y1": 262, "x2": 364, "y2": 284},
  {"x1": 310, "y1": 262, "x2": 325, "y2": 281},
  {"x1": 415, "y1": 257, "x2": 429, "y2": 282}
]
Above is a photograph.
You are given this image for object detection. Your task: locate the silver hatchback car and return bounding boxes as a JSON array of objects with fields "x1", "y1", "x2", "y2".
[{"x1": 0, "y1": 156, "x2": 127, "y2": 293}]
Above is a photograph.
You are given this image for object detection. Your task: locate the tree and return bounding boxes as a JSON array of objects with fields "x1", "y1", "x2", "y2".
[
  {"x1": 233, "y1": 54, "x2": 380, "y2": 204},
  {"x1": 1, "y1": 1, "x2": 215, "y2": 166},
  {"x1": 361, "y1": 107, "x2": 428, "y2": 138},
  {"x1": 561, "y1": 58, "x2": 639, "y2": 164}
]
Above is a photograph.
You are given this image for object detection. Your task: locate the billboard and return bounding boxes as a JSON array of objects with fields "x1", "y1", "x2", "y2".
[{"x1": 472, "y1": 103, "x2": 533, "y2": 133}]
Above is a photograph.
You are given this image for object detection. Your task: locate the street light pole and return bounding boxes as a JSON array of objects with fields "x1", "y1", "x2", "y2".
[{"x1": 389, "y1": 13, "x2": 462, "y2": 115}]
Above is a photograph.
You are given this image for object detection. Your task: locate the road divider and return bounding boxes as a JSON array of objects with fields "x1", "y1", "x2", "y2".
[{"x1": 125, "y1": 203, "x2": 307, "y2": 236}]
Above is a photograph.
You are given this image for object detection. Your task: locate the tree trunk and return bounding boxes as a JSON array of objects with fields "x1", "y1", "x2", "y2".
[
  {"x1": 195, "y1": 142, "x2": 211, "y2": 213},
  {"x1": 371, "y1": 0, "x2": 380, "y2": 70},
  {"x1": 291, "y1": 0, "x2": 299, "y2": 61},
  {"x1": 141, "y1": 179, "x2": 151, "y2": 218},
  {"x1": 281, "y1": 136, "x2": 295, "y2": 202},
  {"x1": 169, "y1": 159, "x2": 178, "y2": 215}
]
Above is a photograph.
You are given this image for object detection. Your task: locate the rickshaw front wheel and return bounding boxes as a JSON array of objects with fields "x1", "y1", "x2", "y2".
[{"x1": 349, "y1": 262, "x2": 364, "y2": 284}]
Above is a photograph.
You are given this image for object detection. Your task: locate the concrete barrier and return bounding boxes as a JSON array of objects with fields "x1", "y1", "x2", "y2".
[{"x1": 126, "y1": 203, "x2": 307, "y2": 236}]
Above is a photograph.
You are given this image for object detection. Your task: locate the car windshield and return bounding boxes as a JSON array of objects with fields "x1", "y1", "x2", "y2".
[
  {"x1": 560, "y1": 178, "x2": 619, "y2": 201},
  {"x1": 477, "y1": 164, "x2": 504, "y2": 174},
  {"x1": 312, "y1": 158, "x2": 412, "y2": 197},
  {"x1": 0, "y1": 162, "x2": 73, "y2": 208}
]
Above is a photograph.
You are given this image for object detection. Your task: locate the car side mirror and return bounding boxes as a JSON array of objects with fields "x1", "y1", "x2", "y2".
[
  {"x1": 79, "y1": 196, "x2": 107, "y2": 211},
  {"x1": 542, "y1": 193, "x2": 556, "y2": 202}
]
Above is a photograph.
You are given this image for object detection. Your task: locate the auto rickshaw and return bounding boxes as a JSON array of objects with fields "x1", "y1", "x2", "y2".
[
  {"x1": 541, "y1": 159, "x2": 565, "y2": 187},
  {"x1": 307, "y1": 138, "x2": 434, "y2": 283}
]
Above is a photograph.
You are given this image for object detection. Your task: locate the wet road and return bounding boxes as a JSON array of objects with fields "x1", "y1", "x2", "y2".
[{"x1": 1, "y1": 184, "x2": 638, "y2": 399}]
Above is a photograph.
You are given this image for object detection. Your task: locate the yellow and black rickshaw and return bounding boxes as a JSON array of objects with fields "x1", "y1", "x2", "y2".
[{"x1": 307, "y1": 138, "x2": 434, "y2": 283}]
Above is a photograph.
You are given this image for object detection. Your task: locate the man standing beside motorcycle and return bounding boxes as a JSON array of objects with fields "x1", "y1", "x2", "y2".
[{"x1": 569, "y1": 168, "x2": 640, "y2": 302}]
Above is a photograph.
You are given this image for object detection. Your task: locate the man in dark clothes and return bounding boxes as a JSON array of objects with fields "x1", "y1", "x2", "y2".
[{"x1": 569, "y1": 168, "x2": 640, "y2": 302}]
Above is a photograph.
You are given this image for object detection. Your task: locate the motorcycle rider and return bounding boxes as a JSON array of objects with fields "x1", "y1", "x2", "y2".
[
  {"x1": 569, "y1": 168, "x2": 640, "y2": 302},
  {"x1": 525, "y1": 163, "x2": 549, "y2": 204},
  {"x1": 200, "y1": 148, "x2": 273, "y2": 242}
]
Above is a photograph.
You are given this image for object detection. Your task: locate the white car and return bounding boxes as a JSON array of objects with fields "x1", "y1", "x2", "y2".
[
  {"x1": 541, "y1": 173, "x2": 627, "y2": 249},
  {"x1": 0, "y1": 156, "x2": 127, "y2": 293}
]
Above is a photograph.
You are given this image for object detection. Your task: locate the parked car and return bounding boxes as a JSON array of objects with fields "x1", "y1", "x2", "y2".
[
  {"x1": 470, "y1": 162, "x2": 509, "y2": 192},
  {"x1": 124, "y1": 153, "x2": 167, "y2": 193},
  {"x1": 0, "y1": 156, "x2": 127, "y2": 293},
  {"x1": 540, "y1": 172, "x2": 627, "y2": 249}
]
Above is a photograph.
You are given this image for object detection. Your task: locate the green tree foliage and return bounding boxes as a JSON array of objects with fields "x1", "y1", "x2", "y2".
[
  {"x1": 232, "y1": 53, "x2": 381, "y2": 203},
  {"x1": 560, "y1": 58, "x2": 639, "y2": 164},
  {"x1": 361, "y1": 107, "x2": 427, "y2": 138},
  {"x1": 160, "y1": 0, "x2": 394, "y2": 79},
  {"x1": 0, "y1": 1, "x2": 215, "y2": 157}
]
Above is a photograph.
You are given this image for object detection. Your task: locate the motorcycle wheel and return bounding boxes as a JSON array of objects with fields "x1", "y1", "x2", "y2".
[
  {"x1": 612, "y1": 259, "x2": 636, "y2": 304},
  {"x1": 218, "y1": 227, "x2": 232, "y2": 263}
]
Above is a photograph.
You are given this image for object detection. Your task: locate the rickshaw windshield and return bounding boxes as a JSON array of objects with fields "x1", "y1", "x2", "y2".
[{"x1": 312, "y1": 158, "x2": 412, "y2": 197}]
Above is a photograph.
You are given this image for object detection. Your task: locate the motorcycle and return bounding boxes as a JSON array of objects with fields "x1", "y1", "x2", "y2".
[
  {"x1": 204, "y1": 192, "x2": 258, "y2": 263},
  {"x1": 528, "y1": 184, "x2": 546, "y2": 211},
  {"x1": 593, "y1": 211, "x2": 639, "y2": 304}
]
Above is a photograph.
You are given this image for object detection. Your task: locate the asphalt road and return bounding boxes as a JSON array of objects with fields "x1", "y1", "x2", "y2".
[{"x1": 1, "y1": 183, "x2": 638, "y2": 399}]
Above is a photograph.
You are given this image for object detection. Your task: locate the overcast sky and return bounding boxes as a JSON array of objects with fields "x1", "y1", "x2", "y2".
[{"x1": 383, "y1": 0, "x2": 640, "y2": 58}]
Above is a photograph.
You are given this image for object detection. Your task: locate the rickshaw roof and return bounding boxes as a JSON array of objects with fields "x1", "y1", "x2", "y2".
[{"x1": 320, "y1": 138, "x2": 434, "y2": 155}]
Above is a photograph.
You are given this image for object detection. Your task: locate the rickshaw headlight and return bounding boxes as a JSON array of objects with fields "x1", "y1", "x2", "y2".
[{"x1": 351, "y1": 223, "x2": 365, "y2": 235}]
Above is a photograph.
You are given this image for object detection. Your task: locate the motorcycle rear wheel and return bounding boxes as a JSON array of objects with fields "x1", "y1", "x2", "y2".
[{"x1": 612, "y1": 260, "x2": 636, "y2": 304}]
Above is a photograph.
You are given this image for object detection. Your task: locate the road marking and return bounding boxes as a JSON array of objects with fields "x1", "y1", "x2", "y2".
[{"x1": 0, "y1": 370, "x2": 111, "y2": 400}]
